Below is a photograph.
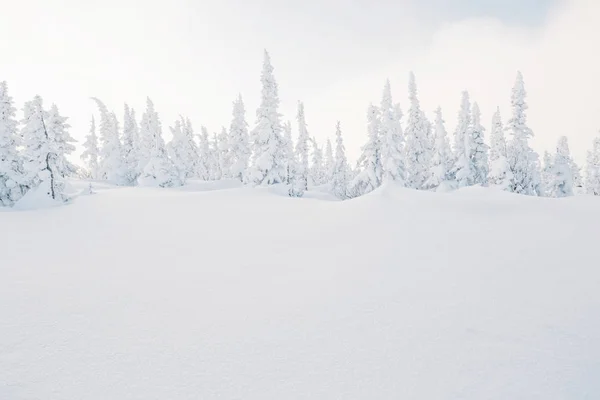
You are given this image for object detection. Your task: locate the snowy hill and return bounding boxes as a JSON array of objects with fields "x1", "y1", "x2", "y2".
[{"x1": 1, "y1": 182, "x2": 599, "y2": 399}]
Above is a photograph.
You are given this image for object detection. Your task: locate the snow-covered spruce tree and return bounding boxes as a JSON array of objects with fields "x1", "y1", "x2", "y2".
[
  {"x1": 45, "y1": 104, "x2": 76, "y2": 179},
  {"x1": 211, "y1": 132, "x2": 222, "y2": 180},
  {"x1": 197, "y1": 126, "x2": 212, "y2": 180},
  {"x1": 289, "y1": 101, "x2": 310, "y2": 197},
  {"x1": 246, "y1": 50, "x2": 285, "y2": 185},
  {"x1": 380, "y1": 79, "x2": 405, "y2": 185},
  {"x1": 309, "y1": 137, "x2": 325, "y2": 186},
  {"x1": 228, "y1": 94, "x2": 250, "y2": 182},
  {"x1": 555, "y1": 136, "x2": 582, "y2": 194},
  {"x1": 452, "y1": 91, "x2": 474, "y2": 188},
  {"x1": 324, "y1": 138, "x2": 334, "y2": 185},
  {"x1": 80, "y1": 115, "x2": 100, "y2": 180},
  {"x1": 138, "y1": 101, "x2": 181, "y2": 188},
  {"x1": 548, "y1": 136, "x2": 574, "y2": 197},
  {"x1": 282, "y1": 120, "x2": 294, "y2": 184},
  {"x1": 585, "y1": 136, "x2": 600, "y2": 195},
  {"x1": 488, "y1": 107, "x2": 513, "y2": 190},
  {"x1": 0, "y1": 81, "x2": 24, "y2": 206},
  {"x1": 350, "y1": 104, "x2": 383, "y2": 197},
  {"x1": 426, "y1": 107, "x2": 453, "y2": 191},
  {"x1": 541, "y1": 151, "x2": 554, "y2": 197},
  {"x1": 92, "y1": 98, "x2": 124, "y2": 184},
  {"x1": 121, "y1": 104, "x2": 139, "y2": 185},
  {"x1": 471, "y1": 102, "x2": 489, "y2": 186},
  {"x1": 168, "y1": 117, "x2": 198, "y2": 181},
  {"x1": 404, "y1": 73, "x2": 431, "y2": 190},
  {"x1": 505, "y1": 72, "x2": 542, "y2": 196},
  {"x1": 138, "y1": 97, "x2": 166, "y2": 176},
  {"x1": 331, "y1": 121, "x2": 350, "y2": 199},
  {"x1": 217, "y1": 127, "x2": 231, "y2": 179},
  {"x1": 21, "y1": 96, "x2": 68, "y2": 201}
]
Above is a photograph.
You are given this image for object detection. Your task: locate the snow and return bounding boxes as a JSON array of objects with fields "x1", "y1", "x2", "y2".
[{"x1": 1, "y1": 182, "x2": 600, "y2": 399}]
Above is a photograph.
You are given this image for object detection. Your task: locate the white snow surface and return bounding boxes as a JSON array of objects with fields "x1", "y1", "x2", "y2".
[{"x1": 1, "y1": 181, "x2": 600, "y2": 399}]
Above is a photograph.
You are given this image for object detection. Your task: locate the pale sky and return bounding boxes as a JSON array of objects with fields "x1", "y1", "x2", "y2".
[{"x1": 1, "y1": 0, "x2": 598, "y2": 164}]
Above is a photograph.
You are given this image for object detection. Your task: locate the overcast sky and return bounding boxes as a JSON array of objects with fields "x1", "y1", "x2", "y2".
[{"x1": 1, "y1": 0, "x2": 598, "y2": 164}]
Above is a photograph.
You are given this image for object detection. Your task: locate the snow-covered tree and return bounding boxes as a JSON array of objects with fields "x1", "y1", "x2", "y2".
[
  {"x1": 324, "y1": 138, "x2": 334, "y2": 185},
  {"x1": 471, "y1": 102, "x2": 489, "y2": 186},
  {"x1": 282, "y1": 120, "x2": 294, "y2": 184},
  {"x1": 350, "y1": 104, "x2": 382, "y2": 197},
  {"x1": 547, "y1": 136, "x2": 574, "y2": 197},
  {"x1": 452, "y1": 91, "x2": 474, "y2": 188},
  {"x1": 197, "y1": 126, "x2": 212, "y2": 180},
  {"x1": 246, "y1": 50, "x2": 285, "y2": 185},
  {"x1": 45, "y1": 104, "x2": 76, "y2": 179},
  {"x1": 289, "y1": 101, "x2": 310, "y2": 197},
  {"x1": 488, "y1": 108, "x2": 512, "y2": 190},
  {"x1": 168, "y1": 116, "x2": 198, "y2": 181},
  {"x1": 556, "y1": 136, "x2": 583, "y2": 194},
  {"x1": 505, "y1": 72, "x2": 542, "y2": 196},
  {"x1": 331, "y1": 121, "x2": 350, "y2": 199},
  {"x1": 21, "y1": 96, "x2": 68, "y2": 201},
  {"x1": 138, "y1": 98, "x2": 164, "y2": 175},
  {"x1": 229, "y1": 95, "x2": 250, "y2": 181},
  {"x1": 121, "y1": 104, "x2": 139, "y2": 185},
  {"x1": 80, "y1": 115, "x2": 100, "y2": 180},
  {"x1": 92, "y1": 98, "x2": 123, "y2": 184},
  {"x1": 211, "y1": 132, "x2": 222, "y2": 180},
  {"x1": 426, "y1": 107, "x2": 453, "y2": 191},
  {"x1": 585, "y1": 136, "x2": 600, "y2": 195},
  {"x1": 309, "y1": 137, "x2": 325, "y2": 186},
  {"x1": 138, "y1": 101, "x2": 181, "y2": 187},
  {"x1": 380, "y1": 79, "x2": 405, "y2": 185},
  {"x1": 0, "y1": 81, "x2": 24, "y2": 206},
  {"x1": 404, "y1": 73, "x2": 431, "y2": 190},
  {"x1": 541, "y1": 151, "x2": 554, "y2": 197},
  {"x1": 217, "y1": 127, "x2": 231, "y2": 179}
]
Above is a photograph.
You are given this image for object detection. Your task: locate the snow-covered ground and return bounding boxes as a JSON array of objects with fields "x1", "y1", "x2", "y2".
[{"x1": 1, "y1": 182, "x2": 599, "y2": 399}]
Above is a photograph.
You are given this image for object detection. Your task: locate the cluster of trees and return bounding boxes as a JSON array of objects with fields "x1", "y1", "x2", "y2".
[{"x1": 1, "y1": 50, "x2": 599, "y2": 207}]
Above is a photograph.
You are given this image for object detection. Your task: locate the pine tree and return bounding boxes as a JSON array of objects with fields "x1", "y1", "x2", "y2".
[
  {"x1": 380, "y1": 79, "x2": 405, "y2": 185},
  {"x1": 350, "y1": 104, "x2": 382, "y2": 196},
  {"x1": 426, "y1": 107, "x2": 453, "y2": 191},
  {"x1": 289, "y1": 101, "x2": 310, "y2": 197},
  {"x1": 331, "y1": 121, "x2": 350, "y2": 199},
  {"x1": 282, "y1": 121, "x2": 294, "y2": 184},
  {"x1": 45, "y1": 104, "x2": 76, "y2": 179},
  {"x1": 21, "y1": 96, "x2": 68, "y2": 201},
  {"x1": 548, "y1": 136, "x2": 574, "y2": 197},
  {"x1": 309, "y1": 137, "x2": 325, "y2": 186},
  {"x1": 197, "y1": 126, "x2": 212, "y2": 180},
  {"x1": 488, "y1": 108, "x2": 513, "y2": 190},
  {"x1": 229, "y1": 94, "x2": 250, "y2": 182},
  {"x1": 404, "y1": 73, "x2": 430, "y2": 190},
  {"x1": 506, "y1": 72, "x2": 541, "y2": 196},
  {"x1": 217, "y1": 127, "x2": 231, "y2": 179},
  {"x1": 585, "y1": 136, "x2": 600, "y2": 195},
  {"x1": 182, "y1": 117, "x2": 199, "y2": 177},
  {"x1": 168, "y1": 117, "x2": 199, "y2": 181},
  {"x1": 471, "y1": 102, "x2": 489, "y2": 186},
  {"x1": 80, "y1": 115, "x2": 100, "y2": 180},
  {"x1": 557, "y1": 136, "x2": 583, "y2": 194},
  {"x1": 121, "y1": 104, "x2": 139, "y2": 185},
  {"x1": 324, "y1": 138, "x2": 334, "y2": 185},
  {"x1": 453, "y1": 91, "x2": 474, "y2": 188},
  {"x1": 0, "y1": 81, "x2": 24, "y2": 206},
  {"x1": 247, "y1": 50, "x2": 285, "y2": 185},
  {"x1": 138, "y1": 101, "x2": 181, "y2": 187},
  {"x1": 211, "y1": 132, "x2": 222, "y2": 180},
  {"x1": 138, "y1": 97, "x2": 164, "y2": 175},
  {"x1": 541, "y1": 151, "x2": 554, "y2": 197},
  {"x1": 92, "y1": 98, "x2": 124, "y2": 184}
]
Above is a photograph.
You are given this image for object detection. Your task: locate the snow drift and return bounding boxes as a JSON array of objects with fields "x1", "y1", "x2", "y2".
[{"x1": 1, "y1": 182, "x2": 599, "y2": 399}]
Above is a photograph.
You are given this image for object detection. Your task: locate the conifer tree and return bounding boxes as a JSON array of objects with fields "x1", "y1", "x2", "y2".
[
  {"x1": 282, "y1": 121, "x2": 294, "y2": 184},
  {"x1": 289, "y1": 101, "x2": 310, "y2": 197},
  {"x1": 168, "y1": 118, "x2": 195, "y2": 181},
  {"x1": 217, "y1": 127, "x2": 231, "y2": 179},
  {"x1": 324, "y1": 138, "x2": 334, "y2": 185},
  {"x1": 211, "y1": 131, "x2": 222, "y2": 180},
  {"x1": 585, "y1": 136, "x2": 600, "y2": 195},
  {"x1": 247, "y1": 50, "x2": 285, "y2": 185},
  {"x1": 197, "y1": 126, "x2": 212, "y2": 180},
  {"x1": 92, "y1": 98, "x2": 124, "y2": 184},
  {"x1": 331, "y1": 121, "x2": 350, "y2": 199},
  {"x1": 452, "y1": 91, "x2": 475, "y2": 188},
  {"x1": 471, "y1": 102, "x2": 489, "y2": 186},
  {"x1": 45, "y1": 104, "x2": 76, "y2": 179},
  {"x1": 0, "y1": 81, "x2": 24, "y2": 205},
  {"x1": 488, "y1": 107, "x2": 512, "y2": 190},
  {"x1": 404, "y1": 73, "x2": 430, "y2": 189},
  {"x1": 506, "y1": 72, "x2": 541, "y2": 196},
  {"x1": 350, "y1": 104, "x2": 382, "y2": 196},
  {"x1": 80, "y1": 115, "x2": 100, "y2": 180},
  {"x1": 309, "y1": 137, "x2": 325, "y2": 186},
  {"x1": 541, "y1": 151, "x2": 554, "y2": 197},
  {"x1": 229, "y1": 94, "x2": 250, "y2": 182},
  {"x1": 548, "y1": 136, "x2": 574, "y2": 197},
  {"x1": 380, "y1": 79, "x2": 405, "y2": 185},
  {"x1": 426, "y1": 107, "x2": 453, "y2": 191},
  {"x1": 121, "y1": 104, "x2": 139, "y2": 185}
]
